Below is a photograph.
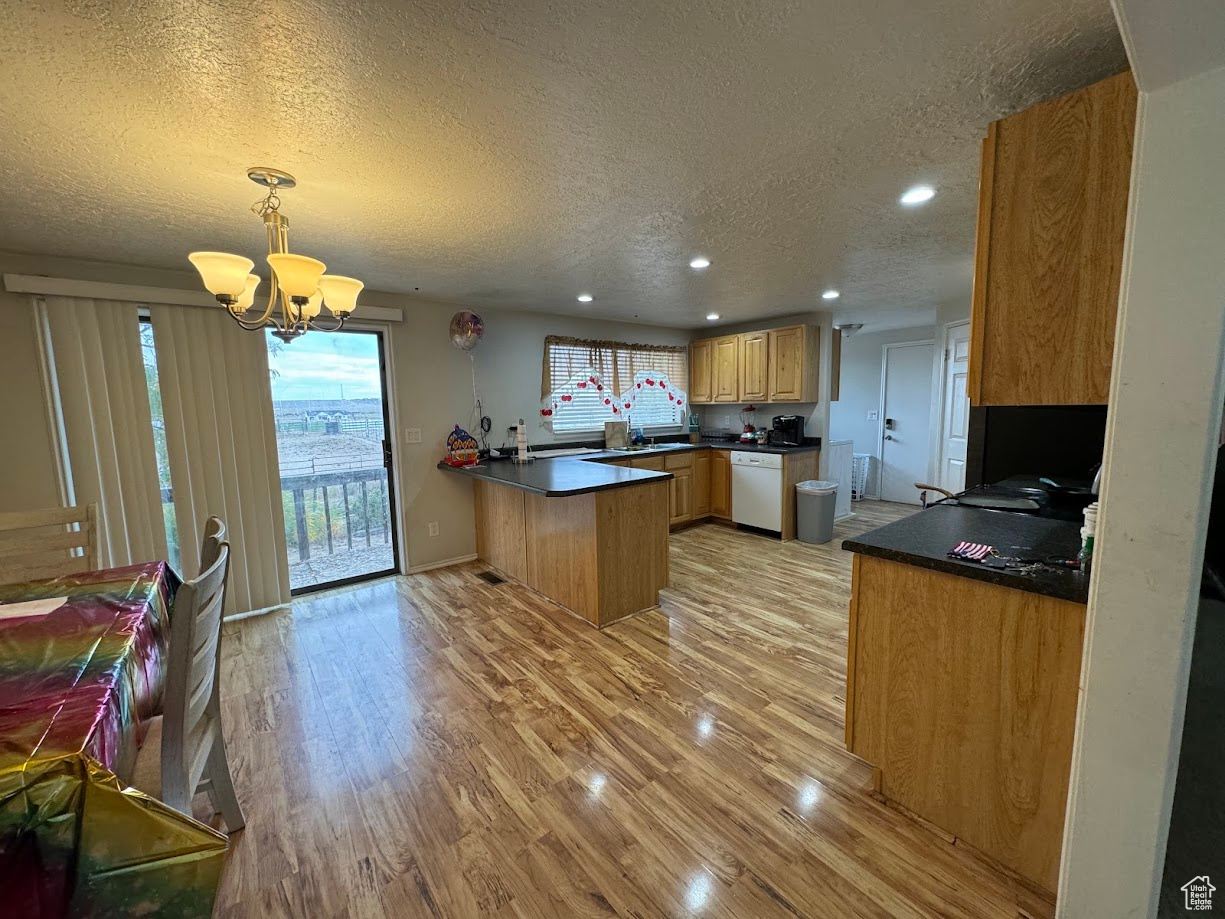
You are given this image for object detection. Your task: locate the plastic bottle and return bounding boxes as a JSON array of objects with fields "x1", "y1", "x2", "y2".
[{"x1": 1078, "y1": 502, "x2": 1099, "y2": 573}]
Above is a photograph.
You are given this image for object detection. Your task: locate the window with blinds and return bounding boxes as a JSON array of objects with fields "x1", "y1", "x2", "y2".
[{"x1": 541, "y1": 336, "x2": 689, "y2": 433}]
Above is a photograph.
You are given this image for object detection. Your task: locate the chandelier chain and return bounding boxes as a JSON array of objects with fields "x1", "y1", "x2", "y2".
[{"x1": 250, "y1": 187, "x2": 283, "y2": 217}]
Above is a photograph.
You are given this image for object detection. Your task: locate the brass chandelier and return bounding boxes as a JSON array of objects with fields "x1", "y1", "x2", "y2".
[{"x1": 188, "y1": 167, "x2": 364, "y2": 342}]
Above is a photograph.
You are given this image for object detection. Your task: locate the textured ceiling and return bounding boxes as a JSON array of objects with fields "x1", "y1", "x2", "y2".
[{"x1": 0, "y1": 0, "x2": 1125, "y2": 329}]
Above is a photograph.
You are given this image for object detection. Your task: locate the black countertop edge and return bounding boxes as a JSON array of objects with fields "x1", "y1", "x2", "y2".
[
  {"x1": 438, "y1": 458, "x2": 672, "y2": 497},
  {"x1": 705, "y1": 441, "x2": 821, "y2": 454},
  {"x1": 581, "y1": 441, "x2": 821, "y2": 458},
  {"x1": 528, "y1": 437, "x2": 821, "y2": 455},
  {"x1": 841, "y1": 504, "x2": 1089, "y2": 604},
  {"x1": 440, "y1": 438, "x2": 821, "y2": 498}
]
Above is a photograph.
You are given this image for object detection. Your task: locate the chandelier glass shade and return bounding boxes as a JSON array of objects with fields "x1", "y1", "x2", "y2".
[{"x1": 188, "y1": 168, "x2": 363, "y2": 342}]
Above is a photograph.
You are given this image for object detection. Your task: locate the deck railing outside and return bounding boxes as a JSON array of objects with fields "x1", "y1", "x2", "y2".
[{"x1": 159, "y1": 463, "x2": 394, "y2": 588}]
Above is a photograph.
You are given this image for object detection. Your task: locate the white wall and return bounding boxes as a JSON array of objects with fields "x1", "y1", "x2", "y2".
[
  {"x1": 1058, "y1": 64, "x2": 1225, "y2": 918},
  {"x1": 377, "y1": 297, "x2": 692, "y2": 570},
  {"x1": 827, "y1": 326, "x2": 936, "y2": 495},
  {"x1": 0, "y1": 291, "x2": 61, "y2": 512}
]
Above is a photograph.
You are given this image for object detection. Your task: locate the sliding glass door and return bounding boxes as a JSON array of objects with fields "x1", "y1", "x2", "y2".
[{"x1": 266, "y1": 328, "x2": 400, "y2": 593}]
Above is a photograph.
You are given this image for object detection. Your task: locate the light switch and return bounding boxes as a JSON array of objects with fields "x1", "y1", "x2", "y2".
[
  {"x1": 404, "y1": 428, "x2": 422, "y2": 444},
  {"x1": 866, "y1": 411, "x2": 879, "y2": 421}
]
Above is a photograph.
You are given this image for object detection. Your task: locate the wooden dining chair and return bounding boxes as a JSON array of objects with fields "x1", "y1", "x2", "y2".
[
  {"x1": 0, "y1": 504, "x2": 98, "y2": 584},
  {"x1": 152, "y1": 516, "x2": 228, "y2": 723},
  {"x1": 198, "y1": 516, "x2": 226, "y2": 580},
  {"x1": 132, "y1": 533, "x2": 245, "y2": 831}
]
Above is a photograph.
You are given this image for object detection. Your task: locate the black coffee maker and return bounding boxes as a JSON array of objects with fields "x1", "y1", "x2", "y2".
[{"x1": 769, "y1": 415, "x2": 805, "y2": 446}]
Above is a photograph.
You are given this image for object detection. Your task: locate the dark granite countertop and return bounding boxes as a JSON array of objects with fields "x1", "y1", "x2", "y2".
[
  {"x1": 439, "y1": 438, "x2": 821, "y2": 496},
  {"x1": 584, "y1": 441, "x2": 821, "y2": 460},
  {"x1": 438, "y1": 456, "x2": 672, "y2": 496},
  {"x1": 705, "y1": 441, "x2": 821, "y2": 455},
  {"x1": 441, "y1": 441, "x2": 823, "y2": 499},
  {"x1": 842, "y1": 503, "x2": 1089, "y2": 603}
]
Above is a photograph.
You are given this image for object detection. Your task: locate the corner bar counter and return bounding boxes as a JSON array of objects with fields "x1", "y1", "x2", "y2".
[{"x1": 441, "y1": 458, "x2": 670, "y2": 627}]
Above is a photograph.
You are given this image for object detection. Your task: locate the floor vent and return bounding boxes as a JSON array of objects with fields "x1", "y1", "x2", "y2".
[{"x1": 477, "y1": 570, "x2": 506, "y2": 585}]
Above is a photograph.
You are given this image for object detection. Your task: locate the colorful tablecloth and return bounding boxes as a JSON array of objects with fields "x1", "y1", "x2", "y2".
[{"x1": 0, "y1": 563, "x2": 228, "y2": 918}]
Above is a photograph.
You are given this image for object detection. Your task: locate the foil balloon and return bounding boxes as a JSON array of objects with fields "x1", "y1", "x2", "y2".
[{"x1": 449, "y1": 311, "x2": 484, "y2": 351}]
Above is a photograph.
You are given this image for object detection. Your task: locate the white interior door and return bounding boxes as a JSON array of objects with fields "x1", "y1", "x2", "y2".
[
  {"x1": 938, "y1": 322, "x2": 971, "y2": 493},
  {"x1": 879, "y1": 341, "x2": 934, "y2": 504}
]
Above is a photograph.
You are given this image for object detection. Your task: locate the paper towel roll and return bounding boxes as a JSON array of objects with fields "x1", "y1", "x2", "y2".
[{"x1": 516, "y1": 419, "x2": 528, "y2": 461}]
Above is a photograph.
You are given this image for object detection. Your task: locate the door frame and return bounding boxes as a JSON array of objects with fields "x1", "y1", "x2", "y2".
[
  {"x1": 877, "y1": 338, "x2": 935, "y2": 501},
  {"x1": 929, "y1": 320, "x2": 971, "y2": 490},
  {"x1": 286, "y1": 323, "x2": 404, "y2": 595}
]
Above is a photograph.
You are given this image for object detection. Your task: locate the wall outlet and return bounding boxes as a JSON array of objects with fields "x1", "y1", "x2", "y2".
[
  {"x1": 866, "y1": 411, "x2": 879, "y2": 421},
  {"x1": 721, "y1": 415, "x2": 731, "y2": 427},
  {"x1": 404, "y1": 428, "x2": 422, "y2": 444},
  {"x1": 428, "y1": 521, "x2": 440, "y2": 537}
]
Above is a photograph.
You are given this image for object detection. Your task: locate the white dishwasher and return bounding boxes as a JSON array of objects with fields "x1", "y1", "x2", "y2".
[{"x1": 731, "y1": 450, "x2": 783, "y2": 531}]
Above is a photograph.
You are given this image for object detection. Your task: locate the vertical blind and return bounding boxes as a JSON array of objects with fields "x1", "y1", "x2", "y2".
[
  {"x1": 151, "y1": 305, "x2": 291, "y2": 614},
  {"x1": 41, "y1": 297, "x2": 168, "y2": 568},
  {"x1": 541, "y1": 336, "x2": 689, "y2": 432}
]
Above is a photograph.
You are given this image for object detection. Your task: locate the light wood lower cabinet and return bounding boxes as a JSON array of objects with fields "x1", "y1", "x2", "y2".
[
  {"x1": 845, "y1": 554, "x2": 1086, "y2": 894},
  {"x1": 473, "y1": 478, "x2": 669, "y2": 628},
  {"x1": 693, "y1": 452, "x2": 711, "y2": 517},
  {"x1": 668, "y1": 468, "x2": 692, "y2": 525},
  {"x1": 664, "y1": 452, "x2": 694, "y2": 527},
  {"x1": 474, "y1": 480, "x2": 529, "y2": 581},
  {"x1": 709, "y1": 450, "x2": 731, "y2": 519}
]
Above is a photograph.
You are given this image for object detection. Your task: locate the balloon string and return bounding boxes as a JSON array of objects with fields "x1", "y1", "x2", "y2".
[{"x1": 470, "y1": 352, "x2": 488, "y2": 451}]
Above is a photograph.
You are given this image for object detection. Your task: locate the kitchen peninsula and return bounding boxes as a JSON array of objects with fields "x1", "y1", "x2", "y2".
[
  {"x1": 441, "y1": 440, "x2": 818, "y2": 627},
  {"x1": 842, "y1": 504, "x2": 1088, "y2": 896},
  {"x1": 441, "y1": 452, "x2": 672, "y2": 628}
]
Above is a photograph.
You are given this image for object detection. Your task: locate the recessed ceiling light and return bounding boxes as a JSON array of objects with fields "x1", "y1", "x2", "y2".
[
  {"x1": 706, "y1": 312, "x2": 720, "y2": 321},
  {"x1": 689, "y1": 257, "x2": 711, "y2": 269},
  {"x1": 577, "y1": 294, "x2": 593, "y2": 302},
  {"x1": 822, "y1": 289, "x2": 840, "y2": 300},
  {"x1": 900, "y1": 185, "x2": 936, "y2": 206}
]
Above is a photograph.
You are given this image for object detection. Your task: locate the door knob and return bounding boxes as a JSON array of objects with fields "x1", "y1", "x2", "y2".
[{"x1": 884, "y1": 434, "x2": 894, "y2": 441}]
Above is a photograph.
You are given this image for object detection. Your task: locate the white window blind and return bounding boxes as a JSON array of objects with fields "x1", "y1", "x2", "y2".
[{"x1": 542, "y1": 337, "x2": 688, "y2": 433}]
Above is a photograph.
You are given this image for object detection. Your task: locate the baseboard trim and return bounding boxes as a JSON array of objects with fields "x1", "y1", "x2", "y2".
[
  {"x1": 221, "y1": 556, "x2": 479, "y2": 622},
  {"x1": 223, "y1": 601, "x2": 293, "y2": 623},
  {"x1": 406, "y1": 553, "x2": 478, "y2": 574}
]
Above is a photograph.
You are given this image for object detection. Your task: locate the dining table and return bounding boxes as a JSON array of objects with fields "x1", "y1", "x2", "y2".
[{"x1": 0, "y1": 561, "x2": 229, "y2": 918}]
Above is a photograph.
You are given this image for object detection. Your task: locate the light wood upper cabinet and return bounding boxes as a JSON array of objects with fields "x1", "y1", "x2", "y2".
[
  {"x1": 712, "y1": 336, "x2": 740, "y2": 403},
  {"x1": 768, "y1": 325, "x2": 818, "y2": 402},
  {"x1": 969, "y1": 70, "x2": 1137, "y2": 406},
  {"x1": 738, "y1": 332, "x2": 769, "y2": 401},
  {"x1": 690, "y1": 324, "x2": 819, "y2": 404},
  {"x1": 689, "y1": 338, "x2": 713, "y2": 404}
]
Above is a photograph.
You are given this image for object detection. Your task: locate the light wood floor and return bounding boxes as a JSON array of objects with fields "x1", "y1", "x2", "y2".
[{"x1": 210, "y1": 502, "x2": 1042, "y2": 918}]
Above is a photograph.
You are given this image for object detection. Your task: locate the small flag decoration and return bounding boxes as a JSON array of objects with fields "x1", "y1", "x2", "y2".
[{"x1": 948, "y1": 541, "x2": 993, "y2": 562}]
